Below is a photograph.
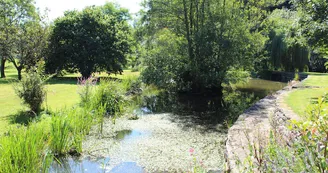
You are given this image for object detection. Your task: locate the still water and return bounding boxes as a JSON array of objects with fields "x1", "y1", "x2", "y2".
[{"x1": 50, "y1": 78, "x2": 286, "y2": 172}]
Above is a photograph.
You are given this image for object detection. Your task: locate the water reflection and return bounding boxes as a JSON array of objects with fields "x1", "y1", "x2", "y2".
[
  {"x1": 135, "y1": 79, "x2": 286, "y2": 130},
  {"x1": 115, "y1": 130, "x2": 149, "y2": 141},
  {"x1": 110, "y1": 162, "x2": 144, "y2": 173},
  {"x1": 50, "y1": 157, "x2": 144, "y2": 173},
  {"x1": 50, "y1": 157, "x2": 110, "y2": 173},
  {"x1": 235, "y1": 79, "x2": 286, "y2": 98}
]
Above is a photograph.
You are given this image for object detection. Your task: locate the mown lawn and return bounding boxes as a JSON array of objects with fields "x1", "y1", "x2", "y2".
[
  {"x1": 285, "y1": 74, "x2": 328, "y2": 116},
  {"x1": 0, "y1": 64, "x2": 139, "y2": 132}
]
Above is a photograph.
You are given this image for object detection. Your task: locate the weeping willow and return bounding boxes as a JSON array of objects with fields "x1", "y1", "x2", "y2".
[{"x1": 270, "y1": 33, "x2": 310, "y2": 72}]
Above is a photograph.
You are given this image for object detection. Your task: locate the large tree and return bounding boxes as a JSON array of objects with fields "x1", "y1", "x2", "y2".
[
  {"x1": 0, "y1": 0, "x2": 36, "y2": 78},
  {"x1": 45, "y1": 3, "x2": 131, "y2": 78},
  {"x1": 293, "y1": 0, "x2": 328, "y2": 55},
  {"x1": 260, "y1": 9, "x2": 310, "y2": 72},
  {"x1": 141, "y1": 0, "x2": 267, "y2": 92},
  {"x1": 9, "y1": 18, "x2": 49, "y2": 80}
]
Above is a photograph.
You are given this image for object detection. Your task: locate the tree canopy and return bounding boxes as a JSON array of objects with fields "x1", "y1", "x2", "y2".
[
  {"x1": 0, "y1": 0, "x2": 38, "y2": 79},
  {"x1": 294, "y1": 0, "x2": 328, "y2": 55},
  {"x1": 45, "y1": 3, "x2": 131, "y2": 78},
  {"x1": 141, "y1": 0, "x2": 267, "y2": 92}
]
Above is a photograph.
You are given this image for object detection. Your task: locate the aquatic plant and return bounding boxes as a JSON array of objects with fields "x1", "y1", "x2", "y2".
[
  {"x1": 0, "y1": 123, "x2": 52, "y2": 173},
  {"x1": 90, "y1": 80, "x2": 125, "y2": 116},
  {"x1": 49, "y1": 108, "x2": 95, "y2": 155},
  {"x1": 49, "y1": 114, "x2": 73, "y2": 156}
]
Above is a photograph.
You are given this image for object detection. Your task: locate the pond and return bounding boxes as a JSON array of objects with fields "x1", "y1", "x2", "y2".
[{"x1": 50, "y1": 78, "x2": 286, "y2": 172}]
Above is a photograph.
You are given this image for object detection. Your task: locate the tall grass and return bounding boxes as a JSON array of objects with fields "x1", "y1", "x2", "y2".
[
  {"x1": 0, "y1": 122, "x2": 52, "y2": 173},
  {"x1": 0, "y1": 74, "x2": 154, "y2": 171},
  {"x1": 49, "y1": 114, "x2": 72, "y2": 156},
  {"x1": 49, "y1": 108, "x2": 95, "y2": 156}
]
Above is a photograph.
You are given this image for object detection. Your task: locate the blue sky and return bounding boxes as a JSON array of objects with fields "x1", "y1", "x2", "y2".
[{"x1": 35, "y1": 0, "x2": 143, "y2": 21}]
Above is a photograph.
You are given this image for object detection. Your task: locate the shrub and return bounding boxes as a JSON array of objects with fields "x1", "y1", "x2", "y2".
[
  {"x1": 14, "y1": 71, "x2": 46, "y2": 115},
  {"x1": 121, "y1": 75, "x2": 142, "y2": 95},
  {"x1": 303, "y1": 65, "x2": 309, "y2": 72},
  {"x1": 291, "y1": 94, "x2": 328, "y2": 172},
  {"x1": 244, "y1": 93, "x2": 328, "y2": 172},
  {"x1": 77, "y1": 76, "x2": 97, "y2": 107},
  {"x1": 294, "y1": 69, "x2": 300, "y2": 81},
  {"x1": 91, "y1": 80, "x2": 125, "y2": 116}
]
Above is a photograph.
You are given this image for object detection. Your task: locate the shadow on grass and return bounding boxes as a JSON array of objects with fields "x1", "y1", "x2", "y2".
[
  {"x1": 8, "y1": 111, "x2": 36, "y2": 126},
  {"x1": 46, "y1": 77, "x2": 121, "y2": 85},
  {"x1": 46, "y1": 78, "x2": 78, "y2": 85},
  {"x1": 0, "y1": 78, "x2": 17, "y2": 84}
]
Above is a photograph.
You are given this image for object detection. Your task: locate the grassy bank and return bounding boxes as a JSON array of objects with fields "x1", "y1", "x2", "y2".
[
  {"x1": 0, "y1": 67, "x2": 142, "y2": 172},
  {"x1": 285, "y1": 74, "x2": 328, "y2": 116},
  {"x1": 244, "y1": 74, "x2": 328, "y2": 172},
  {"x1": 0, "y1": 64, "x2": 139, "y2": 132}
]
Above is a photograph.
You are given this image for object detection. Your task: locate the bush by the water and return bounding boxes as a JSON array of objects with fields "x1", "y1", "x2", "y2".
[
  {"x1": 78, "y1": 76, "x2": 98, "y2": 107},
  {"x1": 90, "y1": 80, "x2": 125, "y2": 116},
  {"x1": 244, "y1": 93, "x2": 328, "y2": 172},
  {"x1": 14, "y1": 71, "x2": 46, "y2": 114},
  {"x1": 0, "y1": 73, "x2": 151, "y2": 171}
]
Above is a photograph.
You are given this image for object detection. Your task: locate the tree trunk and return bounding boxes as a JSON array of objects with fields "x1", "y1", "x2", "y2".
[
  {"x1": 81, "y1": 71, "x2": 92, "y2": 79},
  {"x1": 182, "y1": 0, "x2": 193, "y2": 60},
  {"x1": 17, "y1": 67, "x2": 22, "y2": 80},
  {"x1": 1, "y1": 58, "x2": 6, "y2": 78}
]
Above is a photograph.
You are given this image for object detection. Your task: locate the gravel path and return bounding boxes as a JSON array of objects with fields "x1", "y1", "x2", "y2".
[{"x1": 83, "y1": 113, "x2": 227, "y2": 172}]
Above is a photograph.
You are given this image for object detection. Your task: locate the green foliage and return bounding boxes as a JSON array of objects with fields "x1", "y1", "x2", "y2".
[
  {"x1": 49, "y1": 114, "x2": 72, "y2": 156},
  {"x1": 121, "y1": 75, "x2": 142, "y2": 94},
  {"x1": 91, "y1": 80, "x2": 125, "y2": 116},
  {"x1": 0, "y1": 107, "x2": 98, "y2": 171},
  {"x1": 142, "y1": 29, "x2": 187, "y2": 90},
  {"x1": 262, "y1": 9, "x2": 310, "y2": 72},
  {"x1": 292, "y1": 94, "x2": 328, "y2": 172},
  {"x1": 14, "y1": 71, "x2": 46, "y2": 114},
  {"x1": 0, "y1": 123, "x2": 52, "y2": 173},
  {"x1": 46, "y1": 3, "x2": 131, "y2": 77},
  {"x1": 0, "y1": 0, "x2": 48, "y2": 80},
  {"x1": 77, "y1": 76, "x2": 97, "y2": 107},
  {"x1": 243, "y1": 131, "x2": 305, "y2": 172},
  {"x1": 294, "y1": 69, "x2": 300, "y2": 81},
  {"x1": 49, "y1": 108, "x2": 93, "y2": 155},
  {"x1": 293, "y1": 0, "x2": 328, "y2": 55},
  {"x1": 141, "y1": 0, "x2": 266, "y2": 92},
  {"x1": 245, "y1": 93, "x2": 328, "y2": 172}
]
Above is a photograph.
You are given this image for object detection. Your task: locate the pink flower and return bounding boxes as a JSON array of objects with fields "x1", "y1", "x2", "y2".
[{"x1": 189, "y1": 148, "x2": 194, "y2": 155}]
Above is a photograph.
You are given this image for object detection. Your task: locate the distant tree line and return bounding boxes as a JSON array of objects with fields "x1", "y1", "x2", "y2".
[
  {"x1": 0, "y1": 0, "x2": 132, "y2": 79},
  {"x1": 0, "y1": 0, "x2": 328, "y2": 93}
]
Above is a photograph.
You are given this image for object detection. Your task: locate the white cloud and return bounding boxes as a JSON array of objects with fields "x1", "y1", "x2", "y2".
[{"x1": 35, "y1": 0, "x2": 142, "y2": 21}]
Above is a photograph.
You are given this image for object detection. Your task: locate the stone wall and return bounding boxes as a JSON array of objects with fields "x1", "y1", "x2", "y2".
[{"x1": 225, "y1": 81, "x2": 302, "y2": 172}]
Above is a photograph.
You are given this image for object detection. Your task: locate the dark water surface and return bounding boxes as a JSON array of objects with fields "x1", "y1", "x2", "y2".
[
  {"x1": 136, "y1": 78, "x2": 286, "y2": 129},
  {"x1": 50, "y1": 78, "x2": 286, "y2": 172}
]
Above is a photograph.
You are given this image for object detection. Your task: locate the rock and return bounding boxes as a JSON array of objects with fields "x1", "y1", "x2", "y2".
[{"x1": 225, "y1": 78, "x2": 302, "y2": 172}]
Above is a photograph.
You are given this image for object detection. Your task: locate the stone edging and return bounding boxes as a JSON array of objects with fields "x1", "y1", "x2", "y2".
[{"x1": 225, "y1": 79, "x2": 305, "y2": 172}]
